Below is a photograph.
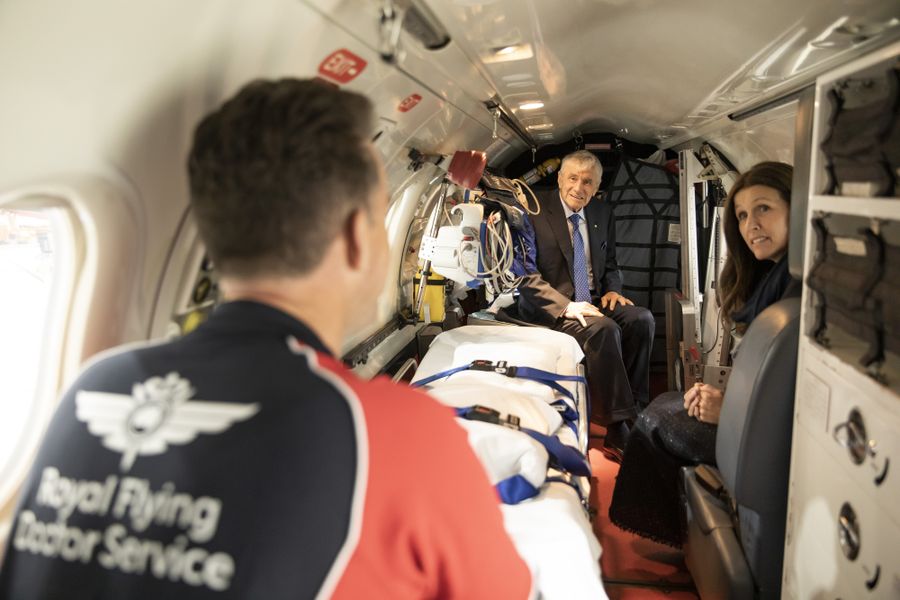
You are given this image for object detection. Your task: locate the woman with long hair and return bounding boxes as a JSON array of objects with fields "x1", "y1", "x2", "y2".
[{"x1": 608, "y1": 161, "x2": 799, "y2": 546}]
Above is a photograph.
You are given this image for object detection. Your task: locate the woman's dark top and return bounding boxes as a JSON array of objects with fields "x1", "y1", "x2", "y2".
[
  {"x1": 731, "y1": 255, "x2": 797, "y2": 325},
  {"x1": 608, "y1": 257, "x2": 799, "y2": 547}
]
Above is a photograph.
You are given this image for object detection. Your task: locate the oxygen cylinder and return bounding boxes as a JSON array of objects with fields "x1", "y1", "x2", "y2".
[
  {"x1": 413, "y1": 271, "x2": 446, "y2": 323},
  {"x1": 521, "y1": 157, "x2": 561, "y2": 184}
]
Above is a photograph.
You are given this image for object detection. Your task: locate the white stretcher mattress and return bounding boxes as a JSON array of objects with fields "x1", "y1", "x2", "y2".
[
  {"x1": 413, "y1": 326, "x2": 606, "y2": 599},
  {"x1": 503, "y1": 482, "x2": 605, "y2": 599},
  {"x1": 414, "y1": 326, "x2": 584, "y2": 403}
]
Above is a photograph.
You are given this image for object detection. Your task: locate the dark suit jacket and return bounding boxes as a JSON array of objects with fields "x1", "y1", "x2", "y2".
[{"x1": 517, "y1": 189, "x2": 622, "y2": 326}]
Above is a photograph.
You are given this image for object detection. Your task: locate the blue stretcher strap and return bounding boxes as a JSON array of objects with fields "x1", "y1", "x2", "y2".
[
  {"x1": 545, "y1": 475, "x2": 587, "y2": 504},
  {"x1": 551, "y1": 399, "x2": 579, "y2": 437},
  {"x1": 495, "y1": 475, "x2": 540, "y2": 504},
  {"x1": 452, "y1": 406, "x2": 590, "y2": 478},
  {"x1": 522, "y1": 429, "x2": 590, "y2": 477},
  {"x1": 412, "y1": 360, "x2": 586, "y2": 402},
  {"x1": 409, "y1": 365, "x2": 470, "y2": 387},
  {"x1": 412, "y1": 364, "x2": 473, "y2": 387}
]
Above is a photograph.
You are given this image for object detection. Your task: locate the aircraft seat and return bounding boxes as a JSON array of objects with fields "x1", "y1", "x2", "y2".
[{"x1": 680, "y1": 297, "x2": 801, "y2": 599}]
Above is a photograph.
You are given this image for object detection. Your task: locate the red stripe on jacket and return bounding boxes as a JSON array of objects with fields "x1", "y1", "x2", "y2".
[{"x1": 314, "y1": 352, "x2": 532, "y2": 599}]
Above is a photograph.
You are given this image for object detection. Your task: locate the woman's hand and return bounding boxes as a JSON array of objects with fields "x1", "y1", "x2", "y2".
[
  {"x1": 684, "y1": 383, "x2": 725, "y2": 424},
  {"x1": 683, "y1": 383, "x2": 701, "y2": 411}
]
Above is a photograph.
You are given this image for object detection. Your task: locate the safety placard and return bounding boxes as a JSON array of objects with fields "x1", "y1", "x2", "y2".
[
  {"x1": 398, "y1": 93, "x2": 422, "y2": 113},
  {"x1": 318, "y1": 49, "x2": 367, "y2": 84}
]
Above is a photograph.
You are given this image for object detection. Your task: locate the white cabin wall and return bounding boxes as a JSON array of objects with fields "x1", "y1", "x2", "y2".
[
  {"x1": 674, "y1": 101, "x2": 798, "y2": 172},
  {"x1": 3, "y1": 0, "x2": 893, "y2": 364},
  {"x1": 0, "y1": 0, "x2": 510, "y2": 534},
  {"x1": 0, "y1": 0, "x2": 515, "y2": 367}
]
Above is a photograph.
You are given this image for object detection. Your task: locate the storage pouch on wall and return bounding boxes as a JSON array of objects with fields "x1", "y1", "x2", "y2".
[
  {"x1": 820, "y1": 66, "x2": 899, "y2": 197},
  {"x1": 806, "y1": 218, "x2": 884, "y2": 366},
  {"x1": 872, "y1": 240, "x2": 900, "y2": 356}
]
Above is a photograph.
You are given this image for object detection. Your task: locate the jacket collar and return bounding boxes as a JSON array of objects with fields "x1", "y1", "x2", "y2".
[{"x1": 200, "y1": 300, "x2": 332, "y2": 355}]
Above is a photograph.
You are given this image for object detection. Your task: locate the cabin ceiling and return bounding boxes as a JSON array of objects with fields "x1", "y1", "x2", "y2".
[
  {"x1": 416, "y1": 0, "x2": 899, "y2": 148},
  {"x1": 0, "y1": 0, "x2": 897, "y2": 187}
]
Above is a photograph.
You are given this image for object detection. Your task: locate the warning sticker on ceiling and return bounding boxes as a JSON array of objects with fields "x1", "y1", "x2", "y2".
[
  {"x1": 398, "y1": 93, "x2": 422, "y2": 113},
  {"x1": 318, "y1": 49, "x2": 367, "y2": 84}
]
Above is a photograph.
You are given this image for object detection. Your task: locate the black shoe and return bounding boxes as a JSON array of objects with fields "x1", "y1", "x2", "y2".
[{"x1": 600, "y1": 420, "x2": 630, "y2": 464}]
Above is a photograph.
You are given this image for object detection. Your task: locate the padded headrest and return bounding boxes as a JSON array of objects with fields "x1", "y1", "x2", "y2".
[{"x1": 716, "y1": 297, "x2": 801, "y2": 506}]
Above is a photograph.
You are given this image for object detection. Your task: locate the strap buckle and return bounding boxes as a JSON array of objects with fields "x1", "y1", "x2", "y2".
[
  {"x1": 461, "y1": 405, "x2": 521, "y2": 430},
  {"x1": 469, "y1": 359, "x2": 518, "y2": 377}
]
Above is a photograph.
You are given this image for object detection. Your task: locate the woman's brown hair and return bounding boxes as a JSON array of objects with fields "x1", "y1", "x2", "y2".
[{"x1": 717, "y1": 161, "x2": 793, "y2": 327}]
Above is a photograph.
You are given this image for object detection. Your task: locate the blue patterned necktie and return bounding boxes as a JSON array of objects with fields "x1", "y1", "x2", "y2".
[{"x1": 569, "y1": 213, "x2": 591, "y2": 302}]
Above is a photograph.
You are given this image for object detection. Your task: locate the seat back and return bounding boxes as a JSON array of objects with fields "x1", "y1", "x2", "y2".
[{"x1": 715, "y1": 297, "x2": 801, "y2": 596}]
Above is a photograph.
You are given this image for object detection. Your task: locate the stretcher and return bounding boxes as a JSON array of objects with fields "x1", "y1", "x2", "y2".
[{"x1": 412, "y1": 325, "x2": 607, "y2": 599}]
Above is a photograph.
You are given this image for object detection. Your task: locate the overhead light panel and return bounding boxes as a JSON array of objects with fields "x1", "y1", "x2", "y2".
[
  {"x1": 526, "y1": 123, "x2": 553, "y2": 131},
  {"x1": 484, "y1": 43, "x2": 534, "y2": 64},
  {"x1": 518, "y1": 101, "x2": 544, "y2": 111},
  {"x1": 502, "y1": 73, "x2": 533, "y2": 82}
]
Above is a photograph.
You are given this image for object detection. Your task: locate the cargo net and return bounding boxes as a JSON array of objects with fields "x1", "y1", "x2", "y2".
[{"x1": 606, "y1": 155, "x2": 679, "y2": 372}]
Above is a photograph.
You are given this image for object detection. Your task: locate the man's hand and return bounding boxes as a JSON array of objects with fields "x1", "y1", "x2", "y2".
[
  {"x1": 600, "y1": 291, "x2": 634, "y2": 311},
  {"x1": 684, "y1": 383, "x2": 725, "y2": 424},
  {"x1": 564, "y1": 301, "x2": 603, "y2": 327}
]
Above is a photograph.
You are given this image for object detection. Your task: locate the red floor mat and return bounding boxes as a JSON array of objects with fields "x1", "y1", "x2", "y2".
[{"x1": 590, "y1": 429, "x2": 698, "y2": 599}]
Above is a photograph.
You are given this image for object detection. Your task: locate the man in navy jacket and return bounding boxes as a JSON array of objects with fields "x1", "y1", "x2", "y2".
[{"x1": 517, "y1": 150, "x2": 654, "y2": 462}]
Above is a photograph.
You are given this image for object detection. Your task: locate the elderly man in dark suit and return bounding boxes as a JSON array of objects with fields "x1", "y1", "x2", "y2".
[{"x1": 517, "y1": 150, "x2": 654, "y2": 462}]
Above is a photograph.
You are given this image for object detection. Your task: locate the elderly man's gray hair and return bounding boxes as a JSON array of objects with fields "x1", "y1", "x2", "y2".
[{"x1": 561, "y1": 149, "x2": 603, "y2": 180}]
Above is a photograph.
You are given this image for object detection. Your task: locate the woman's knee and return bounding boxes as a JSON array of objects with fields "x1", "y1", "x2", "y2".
[{"x1": 636, "y1": 391, "x2": 684, "y2": 431}]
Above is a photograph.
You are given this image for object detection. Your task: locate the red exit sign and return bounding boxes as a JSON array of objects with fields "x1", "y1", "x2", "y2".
[
  {"x1": 398, "y1": 93, "x2": 422, "y2": 113},
  {"x1": 318, "y1": 49, "x2": 367, "y2": 84}
]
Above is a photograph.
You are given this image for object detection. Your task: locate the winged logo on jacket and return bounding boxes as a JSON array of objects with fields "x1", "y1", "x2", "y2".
[{"x1": 75, "y1": 372, "x2": 259, "y2": 471}]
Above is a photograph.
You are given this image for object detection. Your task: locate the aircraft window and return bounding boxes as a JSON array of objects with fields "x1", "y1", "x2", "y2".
[{"x1": 0, "y1": 206, "x2": 75, "y2": 511}]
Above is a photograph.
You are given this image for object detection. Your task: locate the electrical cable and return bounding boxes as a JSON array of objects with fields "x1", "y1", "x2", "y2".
[
  {"x1": 459, "y1": 209, "x2": 521, "y2": 294},
  {"x1": 699, "y1": 305, "x2": 722, "y2": 355},
  {"x1": 513, "y1": 179, "x2": 541, "y2": 215}
]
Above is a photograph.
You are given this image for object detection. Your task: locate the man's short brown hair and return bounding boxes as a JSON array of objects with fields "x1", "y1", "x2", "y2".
[{"x1": 187, "y1": 78, "x2": 377, "y2": 277}]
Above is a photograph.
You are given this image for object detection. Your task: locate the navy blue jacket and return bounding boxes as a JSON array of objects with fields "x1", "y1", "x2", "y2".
[
  {"x1": 518, "y1": 189, "x2": 622, "y2": 326},
  {"x1": 0, "y1": 301, "x2": 530, "y2": 599}
]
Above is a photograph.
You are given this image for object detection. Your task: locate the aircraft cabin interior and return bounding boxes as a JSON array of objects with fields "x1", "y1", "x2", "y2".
[{"x1": 1, "y1": 0, "x2": 899, "y2": 598}]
